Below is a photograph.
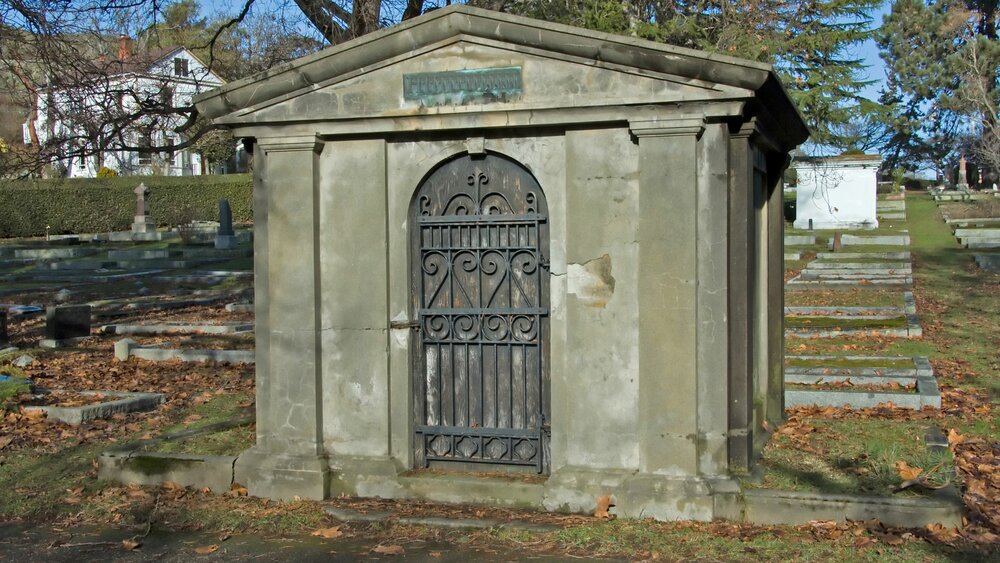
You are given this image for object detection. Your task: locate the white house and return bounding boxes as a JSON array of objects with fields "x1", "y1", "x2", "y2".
[
  {"x1": 793, "y1": 154, "x2": 883, "y2": 230},
  {"x1": 23, "y1": 42, "x2": 224, "y2": 177}
]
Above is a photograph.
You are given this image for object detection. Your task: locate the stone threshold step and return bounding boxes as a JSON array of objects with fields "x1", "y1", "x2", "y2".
[{"x1": 324, "y1": 506, "x2": 561, "y2": 533}]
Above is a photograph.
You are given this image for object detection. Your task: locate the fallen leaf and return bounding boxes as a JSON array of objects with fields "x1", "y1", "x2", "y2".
[
  {"x1": 947, "y1": 428, "x2": 964, "y2": 447},
  {"x1": 0, "y1": 435, "x2": 13, "y2": 449},
  {"x1": 373, "y1": 544, "x2": 404, "y2": 555},
  {"x1": 227, "y1": 483, "x2": 248, "y2": 497},
  {"x1": 194, "y1": 544, "x2": 219, "y2": 554},
  {"x1": 121, "y1": 539, "x2": 141, "y2": 551},
  {"x1": 594, "y1": 495, "x2": 614, "y2": 519},
  {"x1": 162, "y1": 481, "x2": 186, "y2": 491},
  {"x1": 429, "y1": 552, "x2": 442, "y2": 558},
  {"x1": 311, "y1": 526, "x2": 343, "y2": 539},
  {"x1": 894, "y1": 460, "x2": 923, "y2": 481}
]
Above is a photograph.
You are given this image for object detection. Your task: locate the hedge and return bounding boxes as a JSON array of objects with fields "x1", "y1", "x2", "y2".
[{"x1": 0, "y1": 175, "x2": 252, "y2": 238}]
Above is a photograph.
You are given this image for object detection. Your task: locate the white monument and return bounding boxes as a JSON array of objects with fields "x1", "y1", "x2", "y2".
[{"x1": 793, "y1": 155, "x2": 882, "y2": 230}]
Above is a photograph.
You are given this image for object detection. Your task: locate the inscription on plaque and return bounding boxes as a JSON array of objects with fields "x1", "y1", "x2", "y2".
[{"x1": 403, "y1": 66, "x2": 522, "y2": 106}]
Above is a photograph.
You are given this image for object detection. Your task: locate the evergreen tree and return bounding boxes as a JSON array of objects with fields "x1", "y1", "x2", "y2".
[{"x1": 490, "y1": 0, "x2": 880, "y2": 151}]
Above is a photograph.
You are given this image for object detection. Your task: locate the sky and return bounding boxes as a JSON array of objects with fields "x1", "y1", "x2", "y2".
[
  {"x1": 856, "y1": 3, "x2": 894, "y2": 102},
  {"x1": 201, "y1": 0, "x2": 896, "y2": 101}
]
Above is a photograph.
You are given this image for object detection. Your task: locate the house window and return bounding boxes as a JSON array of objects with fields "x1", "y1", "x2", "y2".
[
  {"x1": 174, "y1": 58, "x2": 188, "y2": 77},
  {"x1": 138, "y1": 132, "x2": 153, "y2": 165}
]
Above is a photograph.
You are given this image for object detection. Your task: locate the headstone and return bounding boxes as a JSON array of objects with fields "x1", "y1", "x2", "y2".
[
  {"x1": 54, "y1": 288, "x2": 72, "y2": 303},
  {"x1": 214, "y1": 199, "x2": 239, "y2": 249},
  {"x1": 114, "y1": 338, "x2": 136, "y2": 361},
  {"x1": 44, "y1": 305, "x2": 92, "y2": 341},
  {"x1": 0, "y1": 308, "x2": 8, "y2": 348},
  {"x1": 12, "y1": 354, "x2": 34, "y2": 368},
  {"x1": 131, "y1": 183, "x2": 156, "y2": 235},
  {"x1": 832, "y1": 232, "x2": 842, "y2": 251},
  {"x1": 957, "y1": 156, "x2": 970, "y2": 191}
]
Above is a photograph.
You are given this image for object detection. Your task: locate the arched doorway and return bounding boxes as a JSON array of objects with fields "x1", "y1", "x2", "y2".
[{"x1": 410, "y1": 152, "x2": 550, "y2": 473}]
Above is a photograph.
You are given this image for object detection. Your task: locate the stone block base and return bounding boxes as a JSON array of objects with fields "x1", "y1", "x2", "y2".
[
  {"x1": 215, "y1": 235, "x2": 239, "y2": 249},
  {"x1": 234, "y1": 447, "x2": 330, "y2": 500},
  {"x1": 541, "y1": 467, "x2": 738, "y2": 521},
  {"x1": 99, "y1": 451, "x2": 237, "y2": 493}
]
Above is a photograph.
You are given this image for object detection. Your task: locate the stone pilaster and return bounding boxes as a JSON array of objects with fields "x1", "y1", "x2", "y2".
[{"x1": 235, "y1": 135, "x2": 329, "y2": 500}]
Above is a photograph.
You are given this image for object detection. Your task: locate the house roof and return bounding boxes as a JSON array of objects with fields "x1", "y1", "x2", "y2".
[{"x1": 193, "y1": 5, "x2": 807, "y2": 147}]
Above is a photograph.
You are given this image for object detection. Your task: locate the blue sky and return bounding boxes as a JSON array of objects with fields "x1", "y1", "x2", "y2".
[
  {"x1": 202, "y1": 0, "x2": 893, "y2": 101},
  {"x1": 856, "y1": 3, "x2": 893, "y2": 102}
]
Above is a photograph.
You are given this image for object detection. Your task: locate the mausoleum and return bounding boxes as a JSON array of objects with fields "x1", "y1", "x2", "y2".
[
  {"x1": 793, "y1": 154, "x2": 883, "y2": 230},
  {"x1": 194, "y1": 6, "x2": 808, "y2": 521}
]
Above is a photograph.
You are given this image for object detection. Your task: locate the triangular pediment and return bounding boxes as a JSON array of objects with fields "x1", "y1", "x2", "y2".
[
  {"x1": 229, "y1": 37, "x2": 750, "y2": 123},
  {"x1": 193, "y1": 5, "x2": 807, "y2": 146}
]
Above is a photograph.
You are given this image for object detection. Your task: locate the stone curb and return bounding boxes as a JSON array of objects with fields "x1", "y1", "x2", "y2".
[
  {"x1": 815, "y1": 251, "x2": 911, "y2": 260},
  {"x1": 806, "y1": 262, "x2": 911, "y2": 271},
  {"x1": 323, "y1": 506, "x2": 561, "y2": 533},
  {"x1": 947, "y1": 217, "x2": 1000, "y2": 227},
  {"x1": 225, "y1": 302, "x2": 254, "y2": 313},
  {"x1": 38, "y1": 336, "x2": 92, "y2": 349},
  {"x1": 742, "y1": 489, "x2": 963, "y2": 528},
  {"x1": 98, "y1": 417, "x2": 253, "y2": 491},
  {"x1": 785, "y1": 372, "x2": 940, "y2": 409},
  {"x1": 98, "y1": 451, "x2": 237, "y2": 493},
  {"x1": 101, "y1": 323, "x2": 253, "y2": 335},
  {"x1": 786, "y1": 276, "x2": 912, "y2": 287},
  {"x1": 785, "y1": 355, "x2": 934, "y2": 378},
  {"x1": 785, "y1": 306, "x2": 903, "y2": 315},
  {"x1": 974, "y1": 254, "x2": 1000, "y2": 272},
  {"x1": 784, "y1": 235, "x2": 816, "y2": 246},
  {"x1": 125, "y1": 346, "x2": 255, "y2": 364},
  {"x1": 23, "y1": 390, "x2": 165, "y2": 425}
]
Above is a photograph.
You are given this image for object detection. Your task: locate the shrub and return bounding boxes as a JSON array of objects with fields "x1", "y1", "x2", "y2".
[
  {"x1": 0, "y1": 175, "x2": 251, "y2": 238},
  {"x1": 96, "y1": 166, "x2": 119, "y2": 178}
]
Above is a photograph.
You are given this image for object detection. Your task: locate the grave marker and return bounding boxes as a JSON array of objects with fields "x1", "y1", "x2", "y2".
[
  {"x1": 214, "y1": 199, "x2": 239, "y2": 249},
  {"x1": 41, "y1": 304, "x2": 92, "y2": 347},
  {"x1": 131, "y1": 183, "x2": 156, "y2": 235}
]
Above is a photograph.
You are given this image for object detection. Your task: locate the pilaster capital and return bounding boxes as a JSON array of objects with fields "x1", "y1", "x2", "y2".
[
  {"x1": 256, "y1": 134, "x2": 323, "y2": 154},
  {"x1": 730, "y1": 119, "x2": 758, "y2": 140},
  {"x1": 629, "y1": 117, "x2": 705, "y2": 140}
]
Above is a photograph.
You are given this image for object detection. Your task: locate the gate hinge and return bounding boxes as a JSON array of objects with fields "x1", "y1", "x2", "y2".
[
  {"x1": 539, "y1": 254, "x2": 550, "y2": 270},
  {"x1": 390, "y1": 320, "x2": 420, "y2": 330}
]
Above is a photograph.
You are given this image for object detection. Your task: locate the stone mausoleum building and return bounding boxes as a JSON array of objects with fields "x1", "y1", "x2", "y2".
[
  {"x1": 194, "y1": 6, "x2": 808, "y2": 521},
  {"x1": 793, "y1": 154, "x2": 883, "y2": 230}
]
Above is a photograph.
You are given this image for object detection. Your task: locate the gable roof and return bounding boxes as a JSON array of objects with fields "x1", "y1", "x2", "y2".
[{"x1": 193, "y1": 5, "x2": 806, "y2": 146}]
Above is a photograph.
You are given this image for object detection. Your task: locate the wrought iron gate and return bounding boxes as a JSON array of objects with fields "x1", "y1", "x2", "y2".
[{"x1": 411, "y1": 153, "x2": 550, "y2": 473}]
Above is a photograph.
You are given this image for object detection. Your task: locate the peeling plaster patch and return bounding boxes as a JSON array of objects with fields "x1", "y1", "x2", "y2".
[{"x1": 567, "y1": 254, "x2": 615, "y2": 308}]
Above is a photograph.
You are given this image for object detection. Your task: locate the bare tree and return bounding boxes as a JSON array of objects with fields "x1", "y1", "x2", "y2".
[
  {"x1": 955, "y1": 30, "x2": 1000, "y2": 179},
  {"x1": 0, "y1": 0, "x2": 431, "y2": 177}
]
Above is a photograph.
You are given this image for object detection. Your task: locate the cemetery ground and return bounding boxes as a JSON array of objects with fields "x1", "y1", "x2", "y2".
[{"x1": 0, "y1": 195, "x2": 998, "y2": 560}]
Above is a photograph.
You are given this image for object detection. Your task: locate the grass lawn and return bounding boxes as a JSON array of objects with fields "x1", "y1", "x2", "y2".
[
  {"x1": 785, "y1": 316, "x2": 909, "y2": 330},
  {"x1": 907, "y1": 196, "x2": 1000, "y2": 399},
  {"x1": 785, "y1": 357, "x2": 917, "y2": 369},
  {"x1": 751, "y1": 419, "x2": 952, "y2": 496},
  {"x1": 785, "y1": 288, "x2": 905, "y2": 307},
  {"x1": 0, "y1": 192, "x2": 996, "y2": 559}
]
